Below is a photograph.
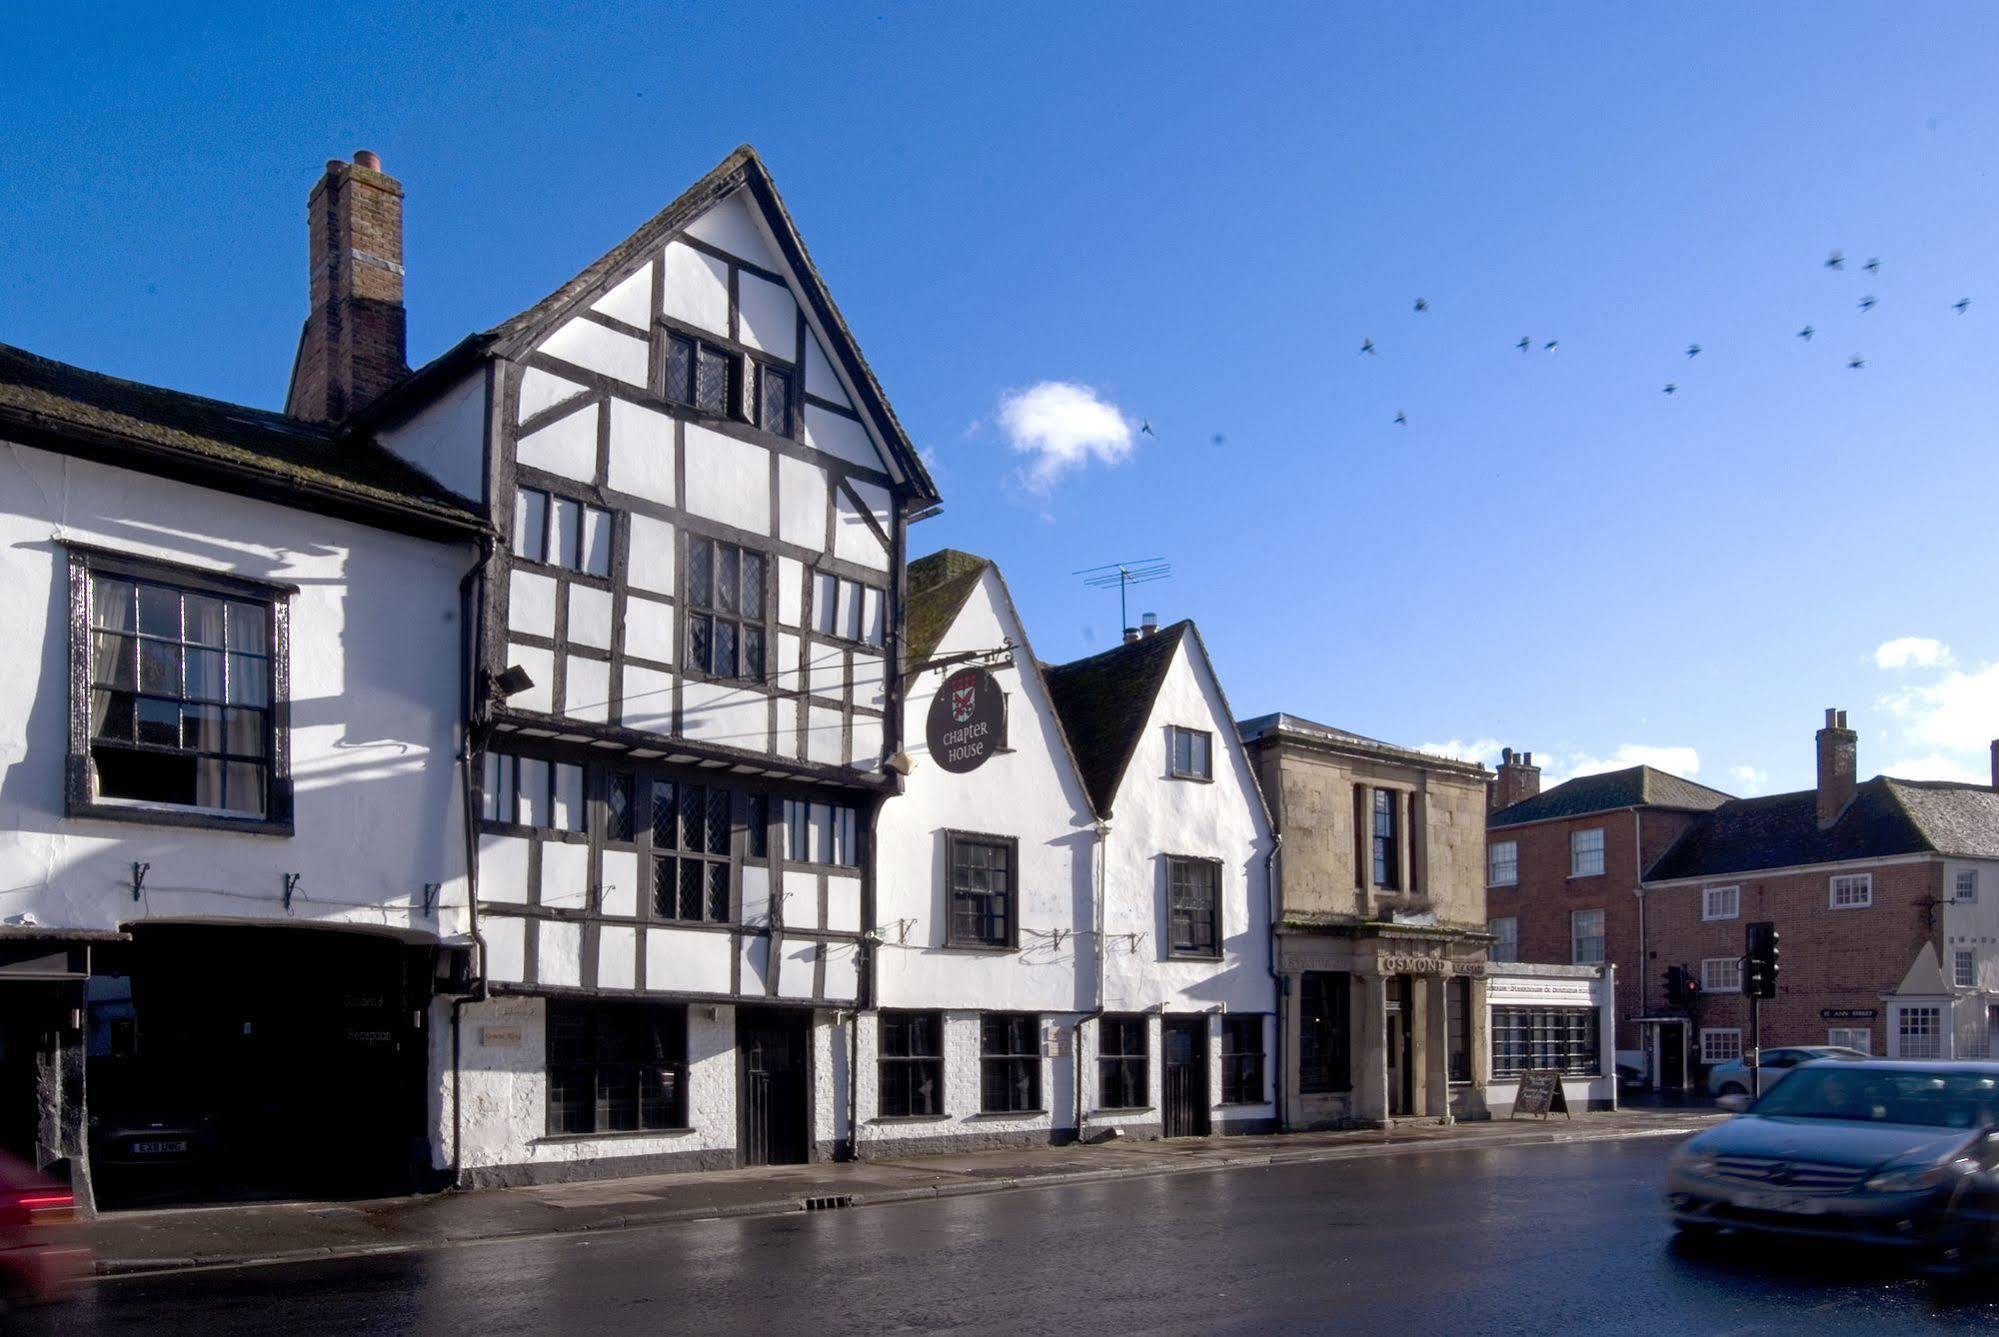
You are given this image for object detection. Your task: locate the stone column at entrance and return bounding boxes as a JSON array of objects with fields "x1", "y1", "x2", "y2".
[
  {"x1": 1469, "y1": 975, "x2": 1492, "y2": 1090},
  {"x1": 1354, "y1": 973, "x2": 1389, "y2": 1124},
  {"x1": 1423, "y1": 974, "x2": 1450, "y2": 1119}
]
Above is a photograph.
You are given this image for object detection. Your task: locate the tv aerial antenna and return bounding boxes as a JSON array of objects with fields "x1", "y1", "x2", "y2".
[{"x1": 1074, "y1": 557, "x2": 1173, "y2": 634}]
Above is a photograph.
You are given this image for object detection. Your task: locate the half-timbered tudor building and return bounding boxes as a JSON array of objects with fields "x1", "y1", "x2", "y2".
[
  {"x1": 870, "y1": 556, "x2": 1277, "y2": 1148},
  {"x1": 345, "y1": 146, "x2": 944, "y2": 1183}
]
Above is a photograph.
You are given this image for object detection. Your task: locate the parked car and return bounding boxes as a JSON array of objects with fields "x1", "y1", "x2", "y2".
[
  {"x1": 1706, "y1": 1046, "x2": 1869, "y2": 1098},
  {"x1": 0, "y1": 1151, "x2": 91, "y2": 1313},
  {"x1": 1666, "y1": 1060, "x2": 1999, "y2": 1266}
]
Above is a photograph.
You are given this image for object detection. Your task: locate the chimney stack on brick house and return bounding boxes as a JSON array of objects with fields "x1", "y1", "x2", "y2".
[
  {"x1": 1990, "y1": 738, "x2": 1999, "y2": 790},
  {"x1": 1489, "y1": 746, "x2": 1542, "y2": 813},
  {"x1": 285, "y1": 151, "x2": 408, "y2": 422},
  {"x1": 1815, "y1": 707, "x2": 1857, "y2": 829}
]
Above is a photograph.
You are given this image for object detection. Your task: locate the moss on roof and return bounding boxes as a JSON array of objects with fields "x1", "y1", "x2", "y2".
[{"x1": 0, "y1": 343, "x2": 483, "y2": 536}]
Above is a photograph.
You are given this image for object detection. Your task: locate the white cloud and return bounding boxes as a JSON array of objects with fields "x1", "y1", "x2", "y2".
[
  {"x1": 994, "y1": 381, "x2": 1136, "y2": 490},
  {"x1": 1875, "y1": 636, "x2": 1955, "y2": 671},
  {"x1": 1878, "y1": 661, "x2": 1999, "y2": 753},
  {"x1": 1542, "y1": 744, "x2": 1701, "y2": 786},
  {"x1": 1882, "y1": 752, "x2": 1986, "y2": 783},
  {"x1": 1418, "y1": 738, "x2": 1503, "y2": 766},
  {"x1": 1728, "y1": 764, "x2": 1768, "y2": 795}
]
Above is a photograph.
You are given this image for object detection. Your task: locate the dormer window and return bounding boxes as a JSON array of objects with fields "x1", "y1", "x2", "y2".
[{"x1": 1169, "y1": 726, "x2": 1212, "y2": 781}]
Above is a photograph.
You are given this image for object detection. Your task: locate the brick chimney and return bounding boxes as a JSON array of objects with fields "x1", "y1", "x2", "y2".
[
  {"x1": 1815, "y1": 707, "x2": 1857, "y2": 829},
  {"x1": 285, "y1": 151, "x2": 408, "y2": 422},
  {"x1": 1489, "y1": 746, "x2": 1541, "y2": 813}
]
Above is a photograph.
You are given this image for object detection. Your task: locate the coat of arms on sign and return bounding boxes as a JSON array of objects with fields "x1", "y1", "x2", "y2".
[{"x1": 951, "y1": 677, "x2": 977, "y2": 723}]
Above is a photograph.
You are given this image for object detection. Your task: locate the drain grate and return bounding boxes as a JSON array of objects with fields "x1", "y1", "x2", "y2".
[{"x1": 803, "y1": 1195, "x2": 853, "y2": 1212}]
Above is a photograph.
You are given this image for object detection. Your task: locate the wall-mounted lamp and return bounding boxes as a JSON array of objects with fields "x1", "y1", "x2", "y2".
[
  {"x1": 493, "y1": 664, "x2": 536, "y2": 698},
  {"x1": 884, "y1": 750, "x2": 915, "y2": 776}
]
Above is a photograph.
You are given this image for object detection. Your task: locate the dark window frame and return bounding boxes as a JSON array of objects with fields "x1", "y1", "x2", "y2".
[
  {"x1": 65, "y1": 544, "x2": 294, "y2": 835},
  {"x1": 649, "y1": 776, "x2": 734, "y2": 925},
  {"x1": 944, "y1": 830, "x2": 1019, "y2": 950},
  {"x1": 752, "y1": 357, "x2": 792, "y2": 439},
  {"x1": 545, "y1": 998, "x2": 690, "y2": 1135},
  {"x1": 980, "y1": 1013, "x2": 1042, "y2": 1113},
  {"x1": 878, "y1": 1010, "x2": 944, "y2": 1118},
  {"x1": 1220, "y1": 1015, "x2": 1266, "y2": 1104},
  {"x1": 683, "y1": 533, "x2": 770, "y2": 685},
  {"x1": 1168, "y1": 725, "x2": 1214, "y2": 781},
  {"x1": 1490, "y1": 1005, "x2": 1601, "y2": 1078},
  {"x1": 511, "y1": 484, "x2": 614, "y2": 580},
  {"x1": 1447, "y1": 976, "x2": 1473, "y2": 1083},
  {"x1": 1098, "y1": 1014, "x2": 1150, "y2": 1111},
  {"x1": 1371, "y1": 787, "x2": 1400, "y2": 890},
  {"x1": 1165, "y1": 855, "x2": 1223, "y2": 959},
  {"x1": 1298, "y1": 971, "x2": 1352, "y2": 1094},
  {"x1": 662, "y1": 330, "x2": 740, "y2": 418}
]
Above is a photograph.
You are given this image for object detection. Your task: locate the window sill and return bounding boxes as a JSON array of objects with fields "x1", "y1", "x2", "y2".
[
  {"x1": 1213, "y1": 1100, "x2": 1267, "y2": 1109},
  {"x1": 868, "y1": 1114, "x2": 952, "y2": 1125},
  {"x1": 1166, "y1": 951, "x2": 1224, "y2": 963},
  {"x1": 1167, "y1": 773, "x2": 1215, "y2": 785},
  {"x1": 1091, "y1": 1106, "x2": 1155, "y2": 1116},
  {"x1": 940, "y1": 942, "x2": 1019, "y2": 955},
  {"x1": 68, "y1": 797, "x2": 293, "y2": 838},
  {"x1": 534, "y1": 1126, "x2": 694, "y2": 1145},
  {"x1": 967, "y1": 1109, "x2": 1049, "y2": 1121}
]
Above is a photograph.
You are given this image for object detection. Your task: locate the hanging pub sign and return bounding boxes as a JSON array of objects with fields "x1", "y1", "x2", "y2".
[{"x1": 926, "y1": 665, "x2": 1005, "y2": 773}]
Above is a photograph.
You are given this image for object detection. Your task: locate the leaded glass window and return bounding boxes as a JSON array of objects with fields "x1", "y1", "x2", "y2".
[{"x1": 686, "y1": 536, "x2": 766, "y2": 682}]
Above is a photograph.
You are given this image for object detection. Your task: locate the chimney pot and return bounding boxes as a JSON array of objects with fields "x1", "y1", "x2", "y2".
[
  {"x1": 1502, "y1": 747, "x2": 1514, "y2": 764},
  {"x1": 1488, "y1": 744, "x2": 1542, "y2": 813},
  {"x1": 1989, "y1": 739, "x2": 1999, "y2": 790},
  {"x1": 1123, "y1": 627, "x2": 1139, "y2": 645},
  {"x1": 353, "y1": 149, "x2": 381, "y2": 171}
]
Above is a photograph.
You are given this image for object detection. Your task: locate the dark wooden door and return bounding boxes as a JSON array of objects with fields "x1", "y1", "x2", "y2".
[
  {"x1": 739, "y1": 1008, "x2": 809, "y2": 1166},
  {"x1": 1660, "y1": 1023, "x2": 1687, "y2": 1088},
  {"x1": 1385, "y1": 978, "x2": 1411, "y2": 1117},
  {"x1": 1163, "y1": 1017, "x2": 1210, "y2": 1138}
]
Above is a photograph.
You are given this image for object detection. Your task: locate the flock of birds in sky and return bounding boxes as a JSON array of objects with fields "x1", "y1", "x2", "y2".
[{"x1": 1323, "y1": 251, "x2": 1978, "y2": 425}]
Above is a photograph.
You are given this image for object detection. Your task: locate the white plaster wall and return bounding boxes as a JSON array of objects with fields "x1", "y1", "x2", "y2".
[
  {"x1": 1099, "y1": 637, "x2": 1276, "y2": 1018},
  {"x1": 592, "y1": 262, "x2": 653, "y2": 328},
  {"x1": 516, "y1": 401, "x2": 598, "y2": 483},
  {"x1": 0, "y1": 440, "x2": 473, "y2": 944},
  {"x1": 539, "y1": 317, "x2": 647, "y2": 387},
  {"x1": 1942, "y1": 857, "x2": 1999, "y2": 992},
  {"x1": 377, "y1": 368, "x2": 486, "y2": 502},
  {"x1": 448, "y1": 995, "x2": 738, "y2": 1175},
  {"x1": 815, "y1": 1010, "x2": 849, "y2": 1153},
  {"x1": 876, "y1": 569, "x2": 1098, "y2": 1013},
  {"x1": 682, "y1": 426, "x2": 769, "y2": 536},
  {"x1": 854, "y1": 1011, "x2": 1080, "y2": 1148},
  {"x1": 683, "y1": 190, "x2": 783, "y2": 270},
  {"x1": 660, "y1": 242, "x2": 729, "y2": 335}
]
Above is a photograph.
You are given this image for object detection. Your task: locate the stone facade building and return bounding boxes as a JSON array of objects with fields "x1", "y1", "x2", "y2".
[{"x1": 1240, "y1": 715, "x2": 1498, "y2": 1127}]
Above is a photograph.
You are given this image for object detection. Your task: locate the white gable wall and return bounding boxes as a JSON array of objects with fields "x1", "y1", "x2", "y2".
[{"x1": 377, "y1": 367, "x2": 487, "y2": 503}]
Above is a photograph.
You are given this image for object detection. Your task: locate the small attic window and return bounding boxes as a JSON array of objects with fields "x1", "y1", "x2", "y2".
[{"x1": 665, "y1": 333, "x2": 734, "y2": 416}]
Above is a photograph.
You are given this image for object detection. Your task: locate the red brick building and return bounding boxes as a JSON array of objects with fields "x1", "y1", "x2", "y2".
[
  {"x1": 1640, "y1": 710, "x2": 1999, "y2": 1086},
  {"x1": 1484, "y1": 751, "x2": 1731, "y2": 1071}
]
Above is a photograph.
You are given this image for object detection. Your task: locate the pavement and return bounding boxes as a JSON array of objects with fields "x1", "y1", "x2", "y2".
[
  {"x1": 80, "y1": 1108, "x2": 1719, "y2": 1278},
  {"x1": 31, "y1": 1130, "x2": 1999, "y2": 1335}
]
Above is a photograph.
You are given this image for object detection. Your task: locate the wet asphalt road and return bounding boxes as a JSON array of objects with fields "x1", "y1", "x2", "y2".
[{"x1": 22, "y1": 1135, "x2": 1999, "y2": 1335}]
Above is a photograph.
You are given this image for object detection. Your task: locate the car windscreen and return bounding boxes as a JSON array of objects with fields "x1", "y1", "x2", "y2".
[{"x1": 1754, "y1": 1067, "x2": 1999, "y2": 1129}]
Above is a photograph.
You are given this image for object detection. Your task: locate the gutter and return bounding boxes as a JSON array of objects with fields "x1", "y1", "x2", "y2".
[
  {"x1": 1265, "y1": 830, "x2": 1285, "y2": 1129},
  {"x1": 1077, "y1": 818, "x2": 1111, "y2": 1143},
  {"x1": 449, "y1": 534, "x2": 496, "y2": 1186}
]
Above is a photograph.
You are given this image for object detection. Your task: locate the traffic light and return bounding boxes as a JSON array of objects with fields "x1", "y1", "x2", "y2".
[
  {"x1": 1663, "y1": 964, "x2": 1702, "y2": 1009},
  {"x1": 1743, "y1": 920, "x2": 1780, "y2": 999}
]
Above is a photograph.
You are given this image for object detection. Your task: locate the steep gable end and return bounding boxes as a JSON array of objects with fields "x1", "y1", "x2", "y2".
[
  {"x1": 1044, "y1": 626, "x2": 1188, "y2": 817},
  {"x1": 490, "y1": 147, "x2": 936, "y2": 503}
]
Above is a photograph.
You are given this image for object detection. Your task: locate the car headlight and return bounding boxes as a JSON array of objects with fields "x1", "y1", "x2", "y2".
[
  {"x1": 1864, "y1": 1158, "x2": 1978, "y2": 1194},
  {"x1": 1672, "y1": 1151, "x2": 1718, "y2": 1176}
]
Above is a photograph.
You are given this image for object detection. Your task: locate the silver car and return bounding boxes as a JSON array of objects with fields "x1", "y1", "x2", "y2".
[
  {"x1": 1705, "y1": 1045, "x2": 1870, "y2": 1098},
  {"x1": 1666, "y1": 1060, "x2": 1999, "y2": 1263}
]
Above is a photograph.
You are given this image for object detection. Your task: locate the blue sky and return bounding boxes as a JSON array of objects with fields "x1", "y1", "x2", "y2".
[{"x1": 4, "y1": 2, "x2": 1997, "y2": 794}]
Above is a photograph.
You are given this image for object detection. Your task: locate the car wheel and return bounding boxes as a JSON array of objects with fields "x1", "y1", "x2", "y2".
[{"x1": 1718, "y1": 1083, "x2": 1747, "y2": 1098}]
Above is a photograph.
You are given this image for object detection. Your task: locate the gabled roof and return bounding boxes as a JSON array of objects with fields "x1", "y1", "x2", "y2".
[
  {"x1": 1490, "y1": 764, "x2": 1733, "y2": 830},
  {"x1": 425, "y1": 144, "x2": 938, "y2": 506},
  {"x1": 1643, "y1": 776, "x2": 1999, "y2": 881},
  {"x1": 905, "y1": 549, "x2": 990, "y2": 667},
  {"x1": 1043, "y1": 624, "x2": 1189, "y2": 817},
  {"x1": 0, "y1": 343, "x2": 485, "y2": 540},
  {"x1": 1238, "y1": 711, "x2": 1489, "y2": 779}
]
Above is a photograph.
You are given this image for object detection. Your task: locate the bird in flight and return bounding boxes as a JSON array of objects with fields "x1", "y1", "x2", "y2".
[
  {"x1": 1686, "y1": 343, "x2": 1702, "y2": 358},
  {"x1": 1859, "y1": 295, "x2": 1877, "y2": 313},
  {"x1": 1140, "y1": 420, "x2": 1154, "y2": 437},
  {"x1": 1848, "y1": 354, "x2": 1866, "y2": 370},
  {"x1": 1798, "y1": 325, "x2": 1815, "y2": 341},
  {"x1": 1394, "y1": 411, "x2": 1408, "y2": 425},
  {"x1": 1865, "y1": 258, "x2": 1881, "y2": 274},
  {"x1": 1543, "y1": 339, "x2": 1559, "y2": 352},
  {"x1": 1516, "y1": 336, "x2": 1531, "y2": 352},
  {"x1": 1413, "y1": 298, "x2": 1428, "y2": 313},
  {"x1": 1361, "y1": 338, "x2": 1376, "y2": 355},
  {"x1": 1955, "y1": 298, "x2": 1972, "y2": 314},
  {"x1": 1211, "y1": 432, "x2": 1226, "y2": 447},
  {"x1": 1826, "y1": 250, "x2": 1846, "y2": 270},
  {"x1": 1662, "y1": 383, "x2": 1677, "y2": 395}
]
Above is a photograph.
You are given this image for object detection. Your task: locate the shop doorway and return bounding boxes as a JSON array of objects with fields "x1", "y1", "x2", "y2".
[
  {"x1": 0, "y1": 1003, "x2": 44, "y2": 1165},
  {"x1": 1385, "y1": 978, "x2": 1412, "y2": 1117},
  {"x1": 1162, "y1": 1016, "x2": 1211, "y2": 1138},
  {"x1": 739, "y1": 1007, "x2": 810, "y2": 1166},
  {"x1": 1656, "y1": 1021, "x2": 1687, "y2": 1089},
  {"x1": 88, "y1": 925, "x2": 431, "y2": 1209}
]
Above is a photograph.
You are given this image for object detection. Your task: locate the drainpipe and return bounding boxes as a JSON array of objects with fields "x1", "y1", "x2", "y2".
[
  {"x1": 1264, "y1": 831, "x2": 1285, "y2": 1129},
  {"x1": 449, "y1": 535, "x2": 495, "y2": 1186},
  {"x1": 1077, "y1": 818, "x2": 1111, "y2": 1142}
]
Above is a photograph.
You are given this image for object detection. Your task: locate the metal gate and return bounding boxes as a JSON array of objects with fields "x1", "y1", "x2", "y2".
[
  {"x1": 1163, "y1": 1018, "x2": 1210, "y2": 1138},
  {"x1": 742, "y1": 1040, "x2": 772, "y2": 1167},
  {"x1": 738, "y1": 1007, "x2": 808, "y2": 1166}
]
